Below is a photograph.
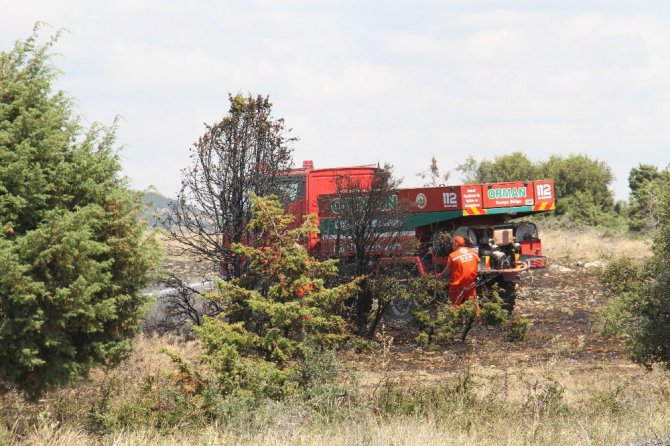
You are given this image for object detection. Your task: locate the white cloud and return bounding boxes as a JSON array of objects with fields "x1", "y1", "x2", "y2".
[{"x1": 2, "y1": 1, "x2": 669, "y2": 198}]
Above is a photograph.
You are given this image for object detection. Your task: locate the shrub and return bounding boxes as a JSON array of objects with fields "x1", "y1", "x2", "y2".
[
  {"x1": 414, "y1": 283, "x2": 509, "y2": 345},
  {"x1": 599, "y1": 180, "x2": 670, "y2": 368},
  {"x1": 524, "y1": 377, "x2": 568, "y2": 416},
  {"x1": 600, "y1": 256, "x2": 646, "y2": 297},
  {"x1": 349, "y1": 337, "x2": 374, "y2": 354},
  {"x1": 507, "y1": 318, "x2": 532, "y2": 342},
  {"x1": 376, "y1": 369, "x2": 476, "y2": 419},
  {"x1": 190, "y1": 194, "x2": 359, "y2": 400},
  {"x1": 0, "y1": 27, "x2": 159, "y2": 398}
]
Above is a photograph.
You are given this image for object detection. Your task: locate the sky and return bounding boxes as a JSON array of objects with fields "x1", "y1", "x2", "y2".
[{"x1": 1, "y1": 1, "x2": 669, "y2": 200}]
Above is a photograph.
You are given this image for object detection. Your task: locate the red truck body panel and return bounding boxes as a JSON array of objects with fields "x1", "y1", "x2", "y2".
[
  {"x1": 282, "y1": 162, "x2": 554, "y2": 276},
  {"x1": 284, "y1": 164, "x2": 377, "y2": 248},
  {"x1": 305, "y1": 167, "x2": 376, "y2": 213},
  {"x1": 396, "y1": 185, "x2": 484, "y2": 213},
  {"x1": 397, "y1": 181, "x2": 556, "y2": 214}
]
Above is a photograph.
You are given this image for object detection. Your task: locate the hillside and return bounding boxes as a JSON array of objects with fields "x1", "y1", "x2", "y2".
[{"x1": 140, "y1": 190, "x2": 175, "y2": 227}]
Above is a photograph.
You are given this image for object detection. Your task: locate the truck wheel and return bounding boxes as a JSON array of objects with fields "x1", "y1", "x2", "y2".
[
  {"x1": 380, "y1": 264, "x2": 417, "y2": 323},
  {"x1": 386, "y1": 300, "x2": 413, "y2": 321}
]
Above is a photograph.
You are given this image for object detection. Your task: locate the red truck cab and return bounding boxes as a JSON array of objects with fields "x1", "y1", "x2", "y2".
[{"x1": 279, "y1": 160, "x2": 377, "y2": 249}]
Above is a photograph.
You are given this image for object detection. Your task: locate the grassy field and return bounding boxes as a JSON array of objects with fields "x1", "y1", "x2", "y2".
[
  {"x1": 541, "y1": 226, "x2": 651, "y2": 262},
  {"x1": 1, "y1": 228, "x2": 666, "y2": 446},
  {"x1": 3, "y1": 335, "x2": 668, "y2": 445}
]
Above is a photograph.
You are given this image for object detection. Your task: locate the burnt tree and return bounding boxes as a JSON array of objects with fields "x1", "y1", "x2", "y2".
[
  {"x1": 160, "y1": 94, "x2": 295, "y2": 275},
  {"x1": 322, "y1": 165, "x2": 411, "y2": 336}
]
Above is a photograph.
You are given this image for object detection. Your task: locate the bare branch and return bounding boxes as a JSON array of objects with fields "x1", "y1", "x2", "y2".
[{"x1": 159, "y1": 94, "x2": 295, "y2": 272}]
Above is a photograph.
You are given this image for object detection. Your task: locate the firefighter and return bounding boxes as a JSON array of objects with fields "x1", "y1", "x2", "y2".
[{"x1": 438, "y1": 235, "x2": 480, "y2": 307}]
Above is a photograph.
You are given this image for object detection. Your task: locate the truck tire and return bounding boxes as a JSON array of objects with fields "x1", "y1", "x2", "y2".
[
  {"x1": 380, "y1": 264, "x2": 418, "y2": 323},
  {"x1": 386, "y1": 298, "x2": 414, "y2": 321}
]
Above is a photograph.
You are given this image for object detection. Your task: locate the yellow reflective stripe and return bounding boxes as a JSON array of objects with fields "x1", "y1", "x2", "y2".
[{"x1": 464, "y1": 207, "x2": 487, "y2": 216}]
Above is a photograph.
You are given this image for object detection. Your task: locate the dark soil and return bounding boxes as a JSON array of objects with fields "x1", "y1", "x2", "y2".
[{"x1": 340, "y1": 261, "x2": 628, "y2": 383}]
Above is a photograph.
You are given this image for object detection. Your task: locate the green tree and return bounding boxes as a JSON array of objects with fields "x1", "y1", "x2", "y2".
[
  {"x1": 0, "y1": 28, "x2": 159, "y2": 397},
  {"x1": 194, "y1": 194, "x2": 358, "y2": 398},
  {"x1": 542, "y1": 154, "x2": 615, "y2": 225},
  {"x1": 627, "y1": 164, "x2": 669, "y2": 231},
  {"x1": 457, "y1": 152, "x2": 619, "y2": 225},
  {"x1": 456, "y1": 152, "x2": 541, "y2": 184},
  {"x1": 600, "y1": 179, "x2": 670, "y2": 367}
]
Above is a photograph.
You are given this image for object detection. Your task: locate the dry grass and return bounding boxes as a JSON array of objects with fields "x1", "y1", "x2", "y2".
[
  {"x1": 3, "y1": 336, "x2": 670, "y2": 446},
  {"x1": 152, "y1": 231, "x2": 220, "y2": 283},
  {"x1": 7, "y1": 387, "x2": 670, "y2": 446},
  {"x1": 154, "y1": 231, "x2": 214, "y2": 261},
  {"x1": 541, "y1": 227, "x2": 650, "y2": 263},
  {"x1": 0, "y1": 335, "x2": 203, "y2": 443}
]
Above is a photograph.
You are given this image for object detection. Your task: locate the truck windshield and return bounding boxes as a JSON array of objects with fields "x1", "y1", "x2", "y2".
[{"x1": 277, "y1": 174, "x2": 306, "y2": 203}]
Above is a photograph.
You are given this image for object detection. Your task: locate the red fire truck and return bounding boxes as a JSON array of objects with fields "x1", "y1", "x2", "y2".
[{"x1": 278, "y1": 161, "x2": 555, "y2": 315}]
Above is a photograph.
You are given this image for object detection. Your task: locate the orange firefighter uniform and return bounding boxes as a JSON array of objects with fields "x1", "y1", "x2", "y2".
[{"x1": 441, "y1": 236, "x2": 480, "y2": 307}]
